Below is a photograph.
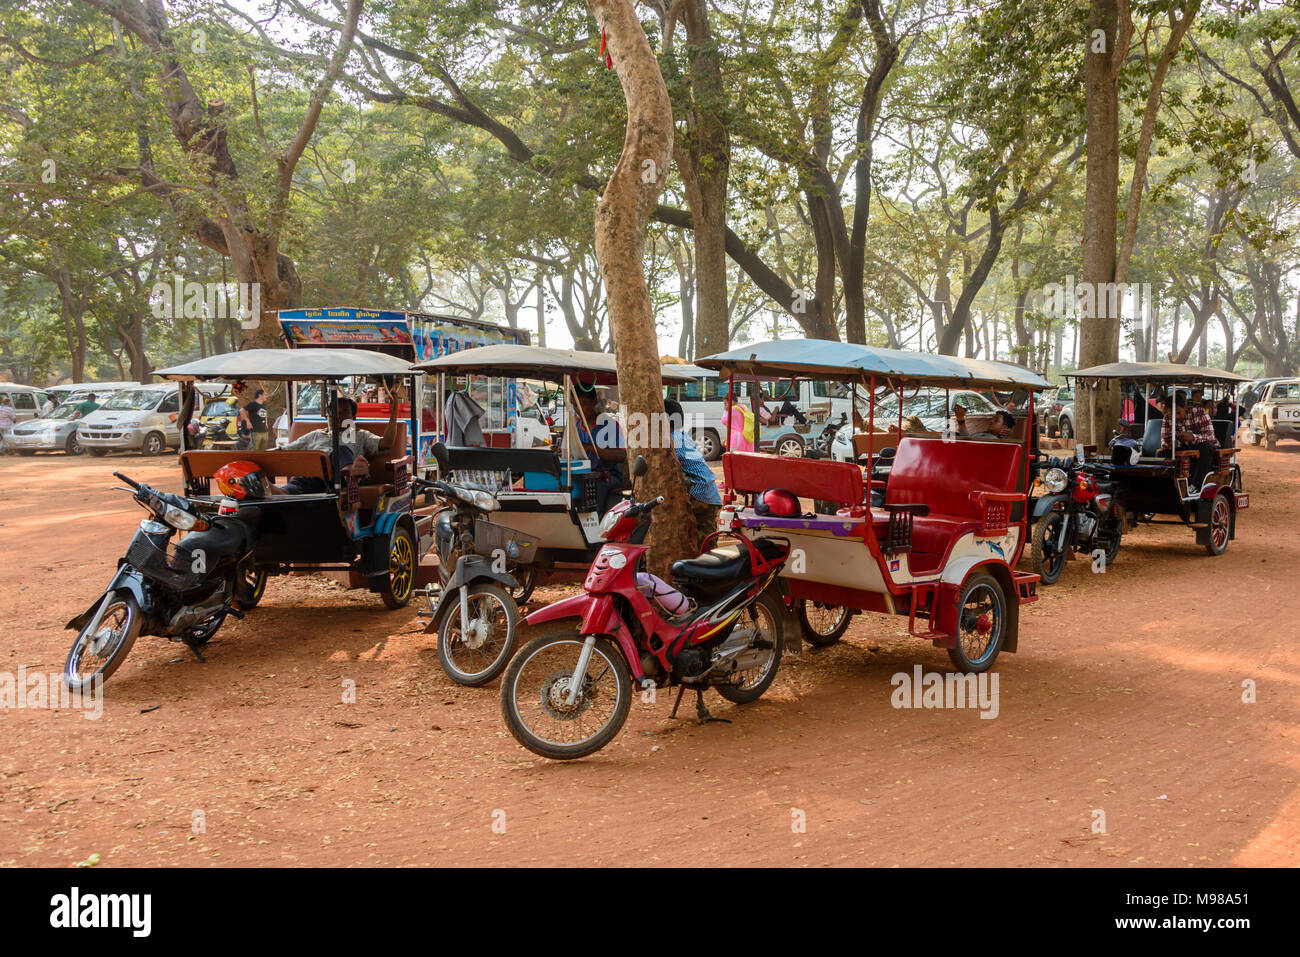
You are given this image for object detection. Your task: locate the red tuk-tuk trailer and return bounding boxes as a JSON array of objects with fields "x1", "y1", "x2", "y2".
[{"x1": 697, "y1": 340, "x2": 1048, "y2": 673}]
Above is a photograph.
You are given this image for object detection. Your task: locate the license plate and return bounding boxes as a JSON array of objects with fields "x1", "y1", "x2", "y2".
[
  {"x1": 1236, "y1": 493, "x2": 1249, "y2": 509},
  {"x1": 578, "y1": 511, "x2": 600, "y2": 538}
]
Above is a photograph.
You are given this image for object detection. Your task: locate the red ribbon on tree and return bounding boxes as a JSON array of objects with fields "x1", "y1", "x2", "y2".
[{"x1": 599, "y1": 27, "x2": 612, "y2": 69}]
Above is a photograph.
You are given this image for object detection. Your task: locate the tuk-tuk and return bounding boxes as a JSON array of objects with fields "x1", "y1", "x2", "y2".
[
  {"x1": 697, "y1": 339, "x2": 1048, "y2": 673},
  {"x1": 1067, "y1": 361, "x2": 1250, "y2": 555},
  {"x1": 155, "y1": 348, "x2": 431, "y2": 609},
  {"x1": 413, "y1": 345, "x2": 695, "y2": 601}
]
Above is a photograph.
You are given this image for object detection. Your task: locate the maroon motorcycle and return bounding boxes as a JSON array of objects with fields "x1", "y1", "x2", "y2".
[{"x1": 500, "y1": 457, "x2": 789, "y2": 760}]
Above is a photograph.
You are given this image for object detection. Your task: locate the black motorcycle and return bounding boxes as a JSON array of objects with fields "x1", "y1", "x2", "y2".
[
  {"x1": 1029, "y1": 457, "x2": 1123, "y2": 585},
  {"x1": 64, "y1": 472, "x2": 263, "y2": 690}
]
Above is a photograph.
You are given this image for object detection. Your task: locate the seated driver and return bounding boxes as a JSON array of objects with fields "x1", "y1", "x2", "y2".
[
  {"x1": 970, "y1": 410, "x2": 1015, "y2": 440},
  {"x1": 274, "y1": 394, "x2": 400, "y2": 495}
]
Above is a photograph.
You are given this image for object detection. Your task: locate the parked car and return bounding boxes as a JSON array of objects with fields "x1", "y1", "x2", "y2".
[
  {"x1": 829, "y1": 388, "x2": 1003, "y2": 461},
  {"x1": 0, "y1": 383, "x2": 55, "y2": 423},
  {"x1": 1037, "y1": 385, "x2": 1075, "y2": 438},
  {"x1": 1246, "y1": 378, "x2": 1300, "y2": 449},
  {"x1": 77, "y1": 384, "x2": 183, "y2": 455},
  {"x1": 44, "y1": 381, "x2": 140, "y2": 410},
  {"x1": 4, "y1": 401, "x2": 92, "y2": 455}
]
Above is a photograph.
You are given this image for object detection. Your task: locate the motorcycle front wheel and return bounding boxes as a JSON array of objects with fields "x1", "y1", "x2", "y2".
[
  {"x1": 1030, "y1": 513, "x2": 1069, "y2": 585},
  {"x1": 436, "y1": 583, "x2": 518, "y2": 686},
  {"x1": 500, "y1": 632, "x2": 632, "y2": 760},
  {"x1": 64, "y1": 593, "x2": 141, "y2": 691}
]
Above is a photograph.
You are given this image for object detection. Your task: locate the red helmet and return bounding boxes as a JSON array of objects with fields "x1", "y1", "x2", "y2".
[
  {"x1": 755, "y1": 488, "x2": 800, "y2": 518},
  {"x1": 214, "y1": 460, "x2": 268, "y2": 500}
]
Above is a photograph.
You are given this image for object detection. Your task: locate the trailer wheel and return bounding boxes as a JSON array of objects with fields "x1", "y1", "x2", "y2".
[
  {"x1": 776, "y1": 435, "x2": 804, "y2": 458},
  {"x1": 380, "y1": 525, "x2": 416, "y2": 609},
  {"x1": 797, "y1": 600, "x2": 852, "y2": 646},
  {"x1": 947, "y1": 572, "x2": 1006, "y2": 674},
  {"x1": 1205, "y1": 491, "x2": 1232, "y2": 556}
]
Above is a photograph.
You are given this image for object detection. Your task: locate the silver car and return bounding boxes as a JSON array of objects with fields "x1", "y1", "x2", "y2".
[{"x1": 5, "y1": 402, "x2": 90, "y2": 455}]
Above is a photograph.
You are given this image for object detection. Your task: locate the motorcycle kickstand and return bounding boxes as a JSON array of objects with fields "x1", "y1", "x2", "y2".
[
  {"x1": 669, "y1": 685, "x2": 687, "y2": 720},
  {"x1": 695, "y1": 689, "x2": 730, "y2": 725},
  {"x1": 179, "y1": 636, "x2": 206, "y2": 663}
]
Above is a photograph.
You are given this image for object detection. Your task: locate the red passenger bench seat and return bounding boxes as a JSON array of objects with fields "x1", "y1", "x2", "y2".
[
  {"x1": 882, "y1": 436, "x2": 1025, "y2": 573},
  {"x1": 722, "y1": 452, "x2": 864, "y2": 513}
]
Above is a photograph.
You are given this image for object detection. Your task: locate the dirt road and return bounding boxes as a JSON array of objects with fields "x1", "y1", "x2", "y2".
[{"x1": 2, "y1": 447, "x2": 1297, "y2": 866}]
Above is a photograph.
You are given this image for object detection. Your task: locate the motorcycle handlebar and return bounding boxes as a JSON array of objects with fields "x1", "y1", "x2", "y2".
[{"x1": 113, "y1": 471, "x2": 142, "y2": 490}]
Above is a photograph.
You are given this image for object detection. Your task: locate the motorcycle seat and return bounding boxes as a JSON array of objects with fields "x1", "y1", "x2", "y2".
[
  {"x1": 671, "y1": 544, "x2": 751, "y2": 583},
  {"x1": 172, "y1": 520, "x2": 254, "y2": 563}
]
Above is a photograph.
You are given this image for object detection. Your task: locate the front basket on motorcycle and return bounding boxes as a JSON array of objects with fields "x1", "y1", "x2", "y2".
[
  {"x1": 472, "y1": 518, "x2": 539, "y2": 564},
  {"x1": 125, "y1": 535, "x2": 212, "y2": 591}
]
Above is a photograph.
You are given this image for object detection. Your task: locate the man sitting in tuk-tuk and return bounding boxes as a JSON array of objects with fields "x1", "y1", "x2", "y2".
[
  {"x1": 573, "y1": 379, "x2": 626, "y2": 514},
  {"x1": 274, "y1": 394, "x2": 400, "y2": 495}
]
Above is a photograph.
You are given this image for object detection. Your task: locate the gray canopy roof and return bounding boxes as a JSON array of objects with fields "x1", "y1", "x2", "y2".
[
  {"x1": 414, "y1": 344, "x2": 695, "y2": 384},
  {"x1": 155, "y1": 348, "x2": 414, "y2": 382},
  {"x1": 697, "y1": 339, "x2": 1050, "y2": 390},
  {"x1": 1068, "y1": 361, "x2": 1249, "y2": 385}
]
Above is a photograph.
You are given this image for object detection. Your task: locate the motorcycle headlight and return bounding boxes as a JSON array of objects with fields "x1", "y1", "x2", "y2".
[
  {"x1": 599, "y1": 509, "x2": 624, "y2": 536},
  {"x1": 163, "y1": 504, "x2": 199, "y2": 530},
  {"x1": 467, "y1": 489, "x2": 499, "y2": 512},
  {"x1": 1044, "y1": 467, "x2": 1068, "y2": 494}
]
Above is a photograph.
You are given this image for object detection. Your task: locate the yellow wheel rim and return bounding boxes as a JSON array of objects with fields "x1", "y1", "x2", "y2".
[{"x1": 389, "y1": 534, "x2": 413, "y2": 601}]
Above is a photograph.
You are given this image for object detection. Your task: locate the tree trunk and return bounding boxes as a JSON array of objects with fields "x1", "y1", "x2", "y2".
[
  {"x1": 588, "y1": 0, "x2": 696, "y2": 574},
  {"x1": 1077, "y1": 0, "x2": 1130, "y2": 444},
  {"x1": 672, "y1": 0, "x2": 730, "y2": 361}
]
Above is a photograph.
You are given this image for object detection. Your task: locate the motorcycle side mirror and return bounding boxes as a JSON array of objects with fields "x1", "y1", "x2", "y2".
[
  {"x1": 432, "y1": 441, "x2": 451, "y2": 474},
  {"x1": 632, "y1": 455, "x2": 648, "y2": 479}
]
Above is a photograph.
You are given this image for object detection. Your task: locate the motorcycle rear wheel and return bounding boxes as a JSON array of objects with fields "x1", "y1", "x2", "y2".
[
  {"x1": 64, "y1": 593, "x2": 141, "y2": 691},
  {"x1": 717, "y1": 592, "x2": 785, "y2": 704},
  {"x1": 500, "y1": 632, "x2": 631, "y2": 760}
]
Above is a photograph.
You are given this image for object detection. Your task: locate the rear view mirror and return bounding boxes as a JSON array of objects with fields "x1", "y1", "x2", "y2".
[
  {"x1": 432, "y1": 441, "x2": 450, "y2": 474},
  {"x1": 632, "y1": 455, "x2": 648, "y2": 479}
]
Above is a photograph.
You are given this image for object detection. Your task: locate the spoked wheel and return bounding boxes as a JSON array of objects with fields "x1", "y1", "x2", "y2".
[
  {"x1": 776, "y1": 436, "x2": 804, "y2": 458},
  {"x1": 380, "y1": 526, "x2": 416, "y2": 609},
  {"x1": 233, "y1": 558, "x2": 266, "y2": 610},
  {"x1": 1030, "y1": 513, "x2": 1069, "y2": 585},
  {"x1": 797, "y1": 599, "x2": 852, "y2": 647},
  {"x1": 947, "y1": 572, "x2": 1006, "y2": 674},
  {"x1": 1206, "y1": 492, "x2": 1232, "y2": 556},
  {"x1": 718, "y1": 592, "x2": 785, "y2": 704},
  {"x1": 64, "y1": 593, "x2": 141, "y2": 691},
  {"x1": 436, "y1": 583, "x2": 519, "y2": 686},
  {"x1": 500, "y1": 632, "x2": 632, "y2": 760},
  {"x1": 1100, "y1": 518, "x2": 1123, "y2": 567},
  {"x1": 508, "y1": 564, "x2": 538, "y2": 604}
]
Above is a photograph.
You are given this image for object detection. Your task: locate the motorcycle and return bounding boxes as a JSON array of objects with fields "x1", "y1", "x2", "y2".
[
  {"x1": 1029, "y1": 457, "x2": 1123, "y2": 584},
  {"x1": 64, "y1": 472, "x2": 263, "y2": 690},
  {"x1": 187, "y1": 418, "x2": 235, "y2": 450},
  {"x1": 500, "y1": 456, "x2": 789, "y2": 760},
  {"x1": 420, "y1": 443, "x2": 521, "y2": 687}
]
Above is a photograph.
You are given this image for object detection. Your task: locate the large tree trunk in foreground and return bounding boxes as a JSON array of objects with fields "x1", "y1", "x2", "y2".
[
  {"x1": 1077, "y1": 0, "x2": 1130, "y2": 445},
  {"x1": 589, "y1": 0, "x2": 697, "y2": 574}
]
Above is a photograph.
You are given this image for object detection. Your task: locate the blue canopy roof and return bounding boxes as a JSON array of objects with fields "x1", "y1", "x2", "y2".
[{"x1": 696, "y1": 339, "x2": 1050, "y2": 390}]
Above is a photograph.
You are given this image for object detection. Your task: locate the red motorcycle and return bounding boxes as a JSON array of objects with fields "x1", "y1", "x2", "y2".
[{"x1": 501, "y1": 457, "x2": 790, "y2": 760}]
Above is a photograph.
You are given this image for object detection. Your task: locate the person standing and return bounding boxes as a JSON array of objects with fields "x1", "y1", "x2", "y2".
[
  {"x1": 241, "y1": 389, "x2": 270, "y2": 451},
  {"x1": 664, "y1": 400, "x2": 722, "y2": 546},
  {"x1": 75, "y1": 393, "x2": 99, "y2": 418},
  {"x1": 0, "y1": 397, "x2": 15, "y2": 453}
]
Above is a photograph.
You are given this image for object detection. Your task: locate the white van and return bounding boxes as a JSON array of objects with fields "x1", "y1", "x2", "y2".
[
  {"x1": 46, "y1": 381, "x2": 140, "y2": 410},
  {"x1": 77, "y1": 384, "x2": 183, "y2": 455},
  {"x1": 0, "y1": 383, "x2": 55, "y2": 423},
  {"x1": 663, "y1": 365, "x2": 853, "y2": 460}
]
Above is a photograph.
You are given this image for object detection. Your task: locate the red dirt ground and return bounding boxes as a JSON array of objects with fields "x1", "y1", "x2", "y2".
[{"x1": 1, "y1": 445, "x2": 1297, "y2": 867}]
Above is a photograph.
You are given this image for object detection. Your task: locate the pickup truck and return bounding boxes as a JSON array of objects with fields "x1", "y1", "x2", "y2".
[{"x1": 1248, "y1": 378, "x2": 1300, "y2": 449}]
